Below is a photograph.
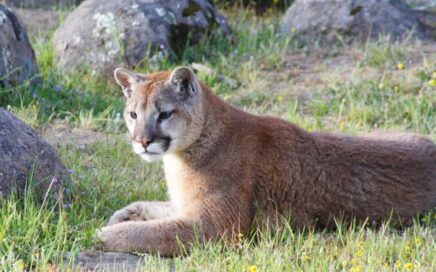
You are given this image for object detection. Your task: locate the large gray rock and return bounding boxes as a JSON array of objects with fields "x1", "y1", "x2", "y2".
[
  {"x1": 279, "y1": 0, "x2": 432, "y2": 41},
  {"x1": 0, "y1": 109, "x2": 69, "y2": 199},
  {"x1": 0, "y1": 5, "x2": 39, "y2": 88},
  {"x1": 53, "y1": 0, "x2": 231, "y2": 75},
  {"x1": 5, "y1": 0, "x2": 82, "y2": 9}
]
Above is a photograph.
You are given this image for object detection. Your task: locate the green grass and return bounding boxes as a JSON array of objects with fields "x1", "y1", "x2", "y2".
[{"x1": 0, "y1": 6, "x2": 435, "y2": 272}]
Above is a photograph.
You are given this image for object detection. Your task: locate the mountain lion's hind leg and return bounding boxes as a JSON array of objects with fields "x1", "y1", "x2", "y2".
[{"x1": 106, "y1": 201, "x2": 175, "y2": 226}]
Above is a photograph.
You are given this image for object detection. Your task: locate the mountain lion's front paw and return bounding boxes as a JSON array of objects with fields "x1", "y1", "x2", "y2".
[
  {"x1": 97, "y1": 225, "x2": 129, "y2": 252},
  {"x1": 106, "y1": 202, "x2": 145, "y2": 226}
]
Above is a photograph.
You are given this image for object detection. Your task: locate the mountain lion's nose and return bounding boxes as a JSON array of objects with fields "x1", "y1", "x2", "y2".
[{"x1": 137, "y1": 138, "x2": 153, "y2": 148}]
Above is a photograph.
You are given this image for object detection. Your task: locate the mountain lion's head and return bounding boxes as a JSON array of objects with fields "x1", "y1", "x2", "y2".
[{"x1": 114, "y1": 67, "x2": 204, "y2": 162}]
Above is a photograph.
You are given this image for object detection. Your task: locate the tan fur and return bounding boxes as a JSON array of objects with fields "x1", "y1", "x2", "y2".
[{"x1": 100, "y1": 67, "x2": 436, "y2": 256}]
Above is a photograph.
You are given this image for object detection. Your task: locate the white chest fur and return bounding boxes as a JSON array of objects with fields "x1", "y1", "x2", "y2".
[{"x1": 163, "y1": 154, "x2": 187, "y2": 212}]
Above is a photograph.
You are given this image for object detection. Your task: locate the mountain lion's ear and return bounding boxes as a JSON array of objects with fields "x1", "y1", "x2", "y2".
[
  {"x1": 113, "y1": 68, "x2": 145, "y2": 98},
  {"x1": 169, "y1": 66, "x2": 198, "y2": 100}
]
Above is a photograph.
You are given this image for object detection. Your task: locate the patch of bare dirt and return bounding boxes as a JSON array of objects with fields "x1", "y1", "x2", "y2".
[
  {"x1": 267, "y1": 42, "x2": 436, "y2": 101},
  {"x1": 39, "y1": 124, "x2": 107, "y2": 148},
  {"x1": 15, "y1": 8, "x2": 60, "y2": 35}
]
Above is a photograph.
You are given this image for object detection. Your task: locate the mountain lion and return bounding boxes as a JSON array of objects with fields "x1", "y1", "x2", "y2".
[{"x1": 98, "y1": 66, "x2": 436, "y2": 256}]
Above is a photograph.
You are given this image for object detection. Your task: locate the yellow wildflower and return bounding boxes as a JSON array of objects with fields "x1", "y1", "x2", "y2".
[
  {"x1": 15, "y1": 259, "x2": 25, "y2": 271},
  {"x1": 350, "y1": 265, "x2": 363, "y2": 272},
  {"x1": 428, "y1": 79, "x2": 436, "y2": 87},
  {"x1": 237, "y1": 233, "x2": 244, "y2": 245},
  {"x1": 351, "y1": 258, "x2": 358, "y2": 265},
  {"x1": 339, "y1": 121, "x2": 346, "y2": 132},
  {"x1": 404, "y1": 262, "x2": 414, "y2": 270},
  {"x1": 395, "y1": 260, "x2": 402, "y2": 269},
  {"x1": 291, "y1": 27, "x2": 297, "y2": 33},
  {"x1": 333, "y1": 248, "x2": 340, "y2": 257},
  {"x1": 415, "y1": 238, "x2": 421, "y2": 246},
  {"x1": 247, "y1": 265, "x2": 257, "y2": 272},
  {"x1": 357, "y1": 241, "x2": 364, "y2": 247},
  {"x1": 32, "y1": 251, "x2": 40, "y2": 259},
  {"x1": 405, "y1": 245, "x2": 411, "y2": 252},
  {"x1": 355, "y1": 250, "x2": 363, "y2": 257},
  {"x1": 396, "y1": 63, "x2": 405, "y2": 70},
  {"x1": 303, "y1": 255, "x2": 312, "y2": 262},
  {"x1": 341, "y1": 260, "x2": 348, "y2": 267}
]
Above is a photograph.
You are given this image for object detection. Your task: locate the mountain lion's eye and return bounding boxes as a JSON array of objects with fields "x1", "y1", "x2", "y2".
[
  {"x1": 159, "y1": 111, "x2": 172, "y2": 120},
  {"x1": 130, "y1": 111, "x2": 137, "y2": 119}
]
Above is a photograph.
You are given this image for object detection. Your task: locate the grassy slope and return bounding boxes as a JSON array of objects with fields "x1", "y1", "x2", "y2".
[{"x1": 1, "y1": 7, "x2": 435, "y2": 272}]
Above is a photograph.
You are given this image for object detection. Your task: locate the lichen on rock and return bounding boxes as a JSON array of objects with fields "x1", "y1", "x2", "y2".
[
  {"x1": 0, "y1": 10, "x2": 7, "y2": 25},
  {"x1": 92, "y1": 12, "x2": 116, "y2": 37}
]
